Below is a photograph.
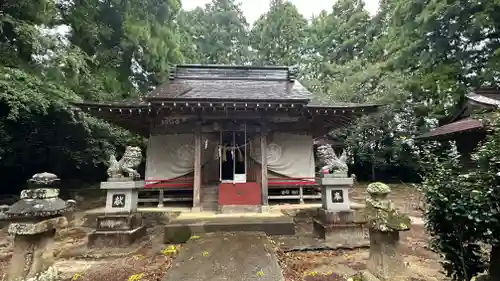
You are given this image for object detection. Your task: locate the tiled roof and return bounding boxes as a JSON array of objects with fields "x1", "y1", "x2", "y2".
[
  {"x1": 416, "y1": 118, "x2": 484, "y2": 139},
  {"x1": 146, "y1": 64, "x2": 311, "y2": 101},
  {"x1": 473, "y1": 88, "x2": 500, "y2": 101},
  {"x1": 467, "y1": 90, "x2": 500, "y2": 107},
  {"x1": 148, "y1": 79, "x2": 312, "y2": 101}
]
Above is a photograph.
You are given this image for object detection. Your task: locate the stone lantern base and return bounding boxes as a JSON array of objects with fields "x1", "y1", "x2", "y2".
[
  {"x1": 87, "y1": 213, "x2": 146, "y2": 248},
  {"x1": 8, "y1": 216, "x2": 68, "y2": 281}
]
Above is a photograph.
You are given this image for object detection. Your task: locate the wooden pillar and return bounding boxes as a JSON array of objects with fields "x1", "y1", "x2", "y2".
[
  {"x1": 193, "y1": 123, "x2": 202, "y2": 211},
  {"x1": 260, "y1": 122, "x2": 268, "y2": 206},
  {"x1": 157, "y1": 190, "x2": 164, "y2": 208}
]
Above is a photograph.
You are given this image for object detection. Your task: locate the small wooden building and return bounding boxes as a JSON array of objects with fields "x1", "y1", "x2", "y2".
[
  {"x1": 74, "y1": 64, "x2": 378, "y2": 212},
  {"x1": 416, "y1": 88, "x2": 500, "y2": 167}
]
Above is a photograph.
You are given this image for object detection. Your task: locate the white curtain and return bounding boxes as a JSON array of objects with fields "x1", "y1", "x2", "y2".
[
  {"x1": 249, "y1": 133, "x2": 315, "y2": 180},
  {"x1": 145, "y1": 134, "x2": 217, "y2": 181}
]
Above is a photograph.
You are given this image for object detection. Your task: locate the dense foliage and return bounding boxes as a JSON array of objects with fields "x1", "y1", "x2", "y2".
[
  {"x1": 420, "y1": 112, "x2": 500, "y2": 280},
  {"x1": 1, "y1": 0, "x2": 500, "y2": 186},
  {"x1": 2, "y1": 0, "x2": 500, "y2": 278}
]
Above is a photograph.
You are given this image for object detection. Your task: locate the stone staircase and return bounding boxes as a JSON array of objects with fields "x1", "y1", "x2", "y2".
[{"x1": 201, "y1": 186, "x2": 219, "y2": 212}]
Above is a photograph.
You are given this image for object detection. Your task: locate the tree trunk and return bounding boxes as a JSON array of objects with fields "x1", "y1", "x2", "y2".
[
  {"x1": 489, "y1": 245, "x2": 500, "y2": 281},
  {"x1": 371, "y1": 161, "x2": 376, "y2": 181}
]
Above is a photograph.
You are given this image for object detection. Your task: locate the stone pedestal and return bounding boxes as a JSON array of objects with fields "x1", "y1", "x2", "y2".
[
  {"x1": 317, "y1": 175, "x2": 353, "y2": 212},
  {"x1": 366, "y1": 229, "x2": 408, "y2": 281},
  {"x1": 87, "y1": 213, "x2": 146, "y2": 248},
  {"x1": 101, "y1": 180, "x2": 143, "y2": 213},
  {"x1": 313, "y1": 210, "x2": 368, "y2": 248},
  {"x1": 90, "y1": 181, "x2": 146, "y2": 248},
  {"x1": 313, "y1": 174, "x2": 368, "y2": 248}
]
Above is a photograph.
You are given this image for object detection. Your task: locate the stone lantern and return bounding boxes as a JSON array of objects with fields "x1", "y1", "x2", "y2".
[
  {"x1": 364, "y1": 182, "x2": 411, "y2": 281},
  {"x1": 2, "y1": 172, "x2": 76, "y2": 281}
]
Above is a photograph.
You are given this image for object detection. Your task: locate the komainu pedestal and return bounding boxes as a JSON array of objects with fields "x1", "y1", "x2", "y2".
[
  {"x1": 313, "y1": 209, "x2": 368, "y2": 248},
  {"x1": 312, "y1": 172, "x2": 368, "y2": 248},
  {"x1": 87, "y1": 181, "x2": 146, "y2": 248},
  {"x1": 87, "y1": 213, "x2": 146, "y2": 248}
]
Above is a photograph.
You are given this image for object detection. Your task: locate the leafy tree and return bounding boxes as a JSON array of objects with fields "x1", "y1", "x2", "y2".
[
  {"x1": 180, "y1": 0, "x2": 251, "y2": 64},
  {"x1": 420, "y1": 111, "x2": 500, "y2": 281},
  {"x1": 309, "y1": 0, "x2": 370, "y2": 64},
  {"x1": 0, "y1": 0, "x2": 145, "y2": 190},
  {"x1": 420, "y1": 141, "x2": 489, "y2": 281},
  {"x1": 0, "y1": 0, "x2": 59, "y2": 66},
  {"x1": 249, "y1": 0, "x2": 307, "y2": 66},
  {"x1": 59, "y1": 0, "x2": 185, "y2": 96}
]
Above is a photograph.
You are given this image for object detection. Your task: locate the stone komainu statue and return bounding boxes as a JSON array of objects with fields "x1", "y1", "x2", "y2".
[
  {"x1": 107, "y1": 146, "x2": 142, "y2": 180},
  {"x1": 315, "y1": 144, "x2": 348, "y2": 173}
]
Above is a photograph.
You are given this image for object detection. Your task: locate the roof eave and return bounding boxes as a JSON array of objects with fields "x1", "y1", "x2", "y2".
[
  {"x1": 415, "y1": 127, "x2": 485, "y2": 140},
  {"x1": 146, "y1": 96, "x2": 311, "y2": 104},
  {"x1": 174, "y1": 64, "x2": 290, "y2": 71},
  {"x1": 415, "y1": 119, "x2": 485, "y2": 140},
  {"x1": 71, "y1": 101, "x2": 149, "y2": 109},
  {"x1": 466, "y1": 93, "x2": 500, "y2": 108}
]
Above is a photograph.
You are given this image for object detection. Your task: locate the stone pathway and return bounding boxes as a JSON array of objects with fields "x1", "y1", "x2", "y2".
[
  {"x1": 409, "y1": 216, "x2": 425, "y2": 225},
  {"x1": 163, "y1": 232, "x2": 284, "y2": 281}
]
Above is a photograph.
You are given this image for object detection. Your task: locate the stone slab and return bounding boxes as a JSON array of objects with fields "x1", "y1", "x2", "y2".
[
  {"x1": 87, "y1": 226, "x2": 146, "y2": 248},
  {"x1": 164, "y1": 216, "x2": 294, "y2": 244},
  {"x1": 8, "y1": 216, "x2": 68, "y2": 235},
  {"x1": 96, "y1": 213, "x2": 142, "y2": 231},
  {"x1": 163, "y1": 232, "x2": 284, "y2": 281},
  {"x1": 317, "y1": 177, "x2": 353, "y2": 186},
  {"x1": 319, "y1": 172, "x2": 348, "y2": 178},
  {"x1": 273, "y1": 233, "x2": 367, "y2": 252},
  {"x1": 100, "y1": 181, "x2": 144, "y2": 190},
  {"x1": 313, "y1": 219, "x2": 369, "y2": 249},
  {"x1": 218, "y1": 205, "x2": 262, "y2": 214},
  {"x1": 318, "y1": 209, "x2": 355, "y2": 224},
  {"x1": 5, "y1": 197, "x2": 70, "y2": 218}
]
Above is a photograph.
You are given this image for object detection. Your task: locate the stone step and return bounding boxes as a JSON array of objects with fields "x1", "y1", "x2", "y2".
[
  {"x1": 201, "y1": 191, "x2": 218, "y2": 196},
  {"x1": 201, "y1": 195, "x2": 218, "y2": 200},
  {"x1": 164, "y1": 216, "x2": 295, "y2": 244},
  {"x1": 201, "y1": 206, "x2": 218, "y2": 212},
  {"x1": 201, "y1": 192, "x2": 218, "y2": 196},
  {"x1": 200, "y1": 202, "x2": 219, "y2": 208}
]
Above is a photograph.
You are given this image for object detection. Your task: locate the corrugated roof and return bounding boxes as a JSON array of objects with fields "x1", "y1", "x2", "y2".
[
  {"x1": 146, "y1": 64, "x2": 311, "y2": 101},
  {"x1": 416, "y1": 118, "x2": 484, "y2": 140}
]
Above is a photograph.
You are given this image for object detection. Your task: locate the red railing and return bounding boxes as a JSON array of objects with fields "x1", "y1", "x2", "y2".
[
  {"x1": 144, "y1": 177, "x2": 194, "y2": 188},
  {"x1": 144, "y1": 176, "x2": 319, "y2": 188}
]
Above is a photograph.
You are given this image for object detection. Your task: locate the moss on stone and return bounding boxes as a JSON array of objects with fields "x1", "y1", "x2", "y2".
[
  {"x1": 367, "y1": 182, "x2": 391, "y2": 196},
  {"x1": 365, "y1": 182, "x2": 411, "y2": 232},
  {"x1": 365, "y1": 205, "x2": 411, "y2": 231}
]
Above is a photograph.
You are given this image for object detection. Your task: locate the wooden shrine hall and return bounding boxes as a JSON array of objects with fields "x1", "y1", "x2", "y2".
[
  {"x1": 416, "y1": 88, "x2": 500, "y2": 168},
  {"x1": 74, "y1": 64, "x2": 379, "y2": 212}
]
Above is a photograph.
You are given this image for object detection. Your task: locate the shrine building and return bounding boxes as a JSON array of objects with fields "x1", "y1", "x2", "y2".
[
  {"x1": 74, "y1": 64, "x2": 379, "y2": 212},
  {"x1": 416, "y1": 88, "x2": 500, "y2": 168}
]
